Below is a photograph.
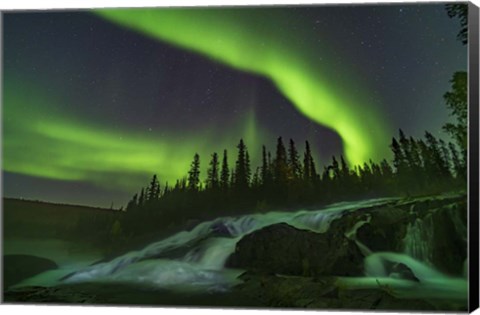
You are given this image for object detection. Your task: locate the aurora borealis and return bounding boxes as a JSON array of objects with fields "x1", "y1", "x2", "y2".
[{"x1": 3, "y1": 4, "x2": 467, "y2": 207}]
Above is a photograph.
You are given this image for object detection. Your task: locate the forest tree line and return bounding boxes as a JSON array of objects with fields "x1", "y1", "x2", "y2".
[{"x1": 126, "y1": 129, "x2": 466, "y2": 213}]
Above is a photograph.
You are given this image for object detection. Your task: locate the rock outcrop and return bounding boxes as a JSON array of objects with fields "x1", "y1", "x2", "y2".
[{"x1": 226, "y1": 222, "x2": 364, "y2": 277}]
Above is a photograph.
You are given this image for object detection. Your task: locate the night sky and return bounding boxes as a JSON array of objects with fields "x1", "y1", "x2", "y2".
[{"x1": 3, "y1": 4, "x2": 467, "y2": 207}]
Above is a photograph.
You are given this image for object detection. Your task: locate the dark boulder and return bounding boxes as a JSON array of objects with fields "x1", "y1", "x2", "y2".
[
  {"x1": 429, "y1": 202, "x2": 467, "y2": 275},
  {"x1": 356, "y1": 206, "x2": 409, "y2": 252},
  {"x1": 226, "y1": 223, "x2": 364, "y2": 277}
]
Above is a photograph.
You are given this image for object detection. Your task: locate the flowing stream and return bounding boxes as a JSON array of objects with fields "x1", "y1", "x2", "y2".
[{"x1": 12, "y1": 196, "x2": 467, "y2": 304}]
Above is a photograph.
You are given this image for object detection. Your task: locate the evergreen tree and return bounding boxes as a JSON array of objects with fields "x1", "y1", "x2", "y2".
[
  {"x1": 425, "y1": 132, "x2": 450, "y2": 179},
  {"x1": 439, "y1": 139, "x2": 453, "y2": 177},
  {"x1": 274, "y1": 137, "x2": 289, "y2": 185},
  {"x1": 234, "y1": 139, "x2": 250, "y2": 190},
  {"x1": 391, "y1": 137, "x2": 408, "y2": 176},
  {"x1": 252, "y1": 167, "x2": 261, "y2": 189},
  {"x1": 303, "y1": 141, "x2": 317, "y2": 181},
  {"x1": 220, "y1": 150, "x2": 230, "y2": 190},
  {"x1": 147, "y1": 174, "x2": 160, "y2": 201},
  {"x1": 331, "y1": 156, "x2": 340, "y2": 179},
  {"x1": 245, "y1": 151, "x2": 252, "y2": 185},
  {"x1": 207, "y1": 152, "x2": 220, "y2": 190},
  {"x1": 380, "y1": 159, "x2": 393, "y2": 178},
  {"x1": 399, "y1": 129, "x2": 414, "y2": 170},
  {"x1": 138, "y1": 188, "x2": 145, "y2": 206},
  {"x1": 288, "y1": 139, "x2": 302, "y2": 179},
  {"x1": 230, "y1": 168, "x2": 236, "y2": 187},
  {"x1": 261, "y1": 145, "x2": 270, "y2": 185},
  {"x1": 188, "y1": 153, "x2": 201, "y2": 191},
  {"x1": 163, "y1": 182, "x2": 169, "y2": 195},
  {"x1": 446, "y1": 3, "x2": 468, "y2": 45},
  {"x1": 340, "y1": 155, "x2": 350, "y2": 178},
  {"x1": 443, "y1": 72, "x2": 467, "y2": 153},
  {"x1": 126, "y1": 193, "x2": 138, "y2": 211},
  {"x1": 449, "y1": 142, "x2": 465, "y2": 179},
  {"x1": 409, "y1": 137, "x2": 424, "y2": 170}
]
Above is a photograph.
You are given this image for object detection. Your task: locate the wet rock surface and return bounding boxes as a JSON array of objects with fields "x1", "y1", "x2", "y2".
[
  {"x1": 226, "y1": 223, "x2": 364, "y2": 277},
  {"x1": 231, "y1": 272, "x2": 459, "y2": 311}
]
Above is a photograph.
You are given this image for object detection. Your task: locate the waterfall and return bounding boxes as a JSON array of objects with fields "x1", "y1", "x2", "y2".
[
  {"x1": 54, "y1": 197, "x2": 395, "y2": 289},
  {"x1": 403, "y1": 215, "x2": 433, "y2": 265},
  {"x1": 338, "y1": 252, "x2": 467, "y2": 302},
  {"x1": 12, "y1": 195, "x2": 467, "y2": 308}
]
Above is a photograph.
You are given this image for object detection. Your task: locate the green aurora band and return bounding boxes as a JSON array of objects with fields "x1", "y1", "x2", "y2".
[
  {"x1": 96, "y1": 7, "x2": 392, "y2": 166},
  {"x1": 3, "y1": 7, "x2": 393, "y2": 195},
  {"x1": 3, "y1": 78, "x2": 268, "y2": 191}
]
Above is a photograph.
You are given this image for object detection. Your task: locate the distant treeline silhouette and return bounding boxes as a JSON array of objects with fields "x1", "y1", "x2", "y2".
[{"x1": 120, "y1": 129, "x2": 466, "y2": 234}]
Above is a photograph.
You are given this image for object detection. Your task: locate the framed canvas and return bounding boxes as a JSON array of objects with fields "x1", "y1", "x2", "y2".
[{"x1": 1, "y1": 0, "x2": 479, "y2": 313}]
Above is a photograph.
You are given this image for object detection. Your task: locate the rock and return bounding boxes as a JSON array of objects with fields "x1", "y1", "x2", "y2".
[
  {"x1": 3, "y1": 254, "x2": 58, "y2": 289},
  {"x1": 351, "y1": 205, "x2": 410, "y2": 252},
  {"x1": 233, "y1": 273, "x2": 443, "y2": 310},
  {"x1": 429, "y1": 202, "x2": 467, "y2": 275},
  {"x1": 3, "y1": 285, "x2": 98, "y2": 304},
  {"x1": 226, "y1": 223, "x2": 364, "y2": 277}
]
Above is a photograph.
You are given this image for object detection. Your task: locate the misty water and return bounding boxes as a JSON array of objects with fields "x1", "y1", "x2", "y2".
[{"x1": 10, "y1": 197, "x2": 467, "y2": 304}]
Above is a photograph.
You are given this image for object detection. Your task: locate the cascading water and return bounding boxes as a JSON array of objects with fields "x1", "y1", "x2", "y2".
[
  {"x1": 13, "y1": 196, "x2": 467, "y2": 307},
  {"x1": 19, "y1": 197, "x2": 392, "y2": 290},
  {"x1": 403, "y1": 215, "x2": 434, "y2": 264},
  {"x1": 338, "y1": 201, "x2": 468, "y2": 306}
]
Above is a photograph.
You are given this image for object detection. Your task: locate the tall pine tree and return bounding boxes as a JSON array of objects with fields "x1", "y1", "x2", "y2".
[
  {"x1": 188, "y1": 153, "x2": 201, "y2": 191},
  {"x1": 220, "y1": 150, "x2": 230, "y2": 190},
  {"x1": 207, "y1": 152, "x2": 220, "y2": 190}
]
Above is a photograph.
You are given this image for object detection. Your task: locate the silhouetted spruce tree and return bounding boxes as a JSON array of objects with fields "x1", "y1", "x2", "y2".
[
  {"x1": 207, "y1": 152, "x2": 220, "y2": 190},
  {"x1": 230, "y1": 168, "x2": 236, "y2": 187},
  {"x1": 252, "y1": 167, "x2": 261, "y2": 189},
  {"x1": 446, "y1": 3, "x2": 468, "y2": 45},
  {"x1": 267, "y1": 151, "x2": 273, "y2": 170},
  {"x1": 163, "y1": 182, "x2": 169, "y2": 195},
  {"x1": 188, "y1": 153, "x2": 201, "y2": 191},
  {"x1": 288, "y1": 139, "x2": 302, "y2": 179},
  {"x1": 380, "y1": 159, "x2": 393, "y2": 179},
  {"x1": 425, "y1": 132, "x2": 451, "y2": 181},
  {"x1": 138, "y1": 188, "x2": 145, "y2": 206},
  {"x1": 303, "y1": 141, "x2": 317, "y2": 182},
  {"x1": 245, "y1": 151, "x2": 252, "y2": 185},
  {"x1": 443, "y1": 71, "x2": 467, "y2": 153},
  {"x1": 147, "y1": 174, "x2": 160, "y2": 201},
  {"x1": 417, "y1": 139, "x2": 434, "y2": 179},
  {"x1": 408, "y1": 136, "x2": 424, "y2": 179},
  {"x1": 234, "y1": 139, "x2": 251, "y2": 191},
  {"x1": 220, "y1": 150, "x2": 230, "y2": 191},
  {"x1": 439, "y1": 139, "x2": 453, "y2": 175},
  {"x1": 390, "y1": 136, "x2": 410, "y2": 190},
  {"x1": 359, "y1": 162, "x2": 373, "y2": 192},
  {"x1": 331, "y1": 156, "x2": 340, "y2": 179},
  {"x1": 391, "y1": 137, "x2": 404, "y2": 171},
  {"x1": 126, "y1": 193, "x2": 138, "y2": 211},
  {"x1": 340, "y1": 155, "x2": 350, "y2": 179},
  {"x1": 399, "y1": 130, "x2": 415, "y2": 172},
  {"x1": 274, "y1": 137, "x2": 289, "y2": 185},
  {"x1": 261, "y1": 145, "x2": 270, "y2": 185},
  {"x1": 449, "y1": 142, "x2": 466, "y2": 180},
  {"x1": 370, "y1": 160, "x2": 382, "y2": 188}
]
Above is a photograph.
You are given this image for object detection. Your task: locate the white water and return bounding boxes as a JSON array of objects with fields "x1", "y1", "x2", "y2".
[
  {"x1": 15, "y1": 197, "x2": 391, "y2": 290},
  {"x1": 338, "y1": 252, "x2": 467, "y2": 302},
  {"x1": 12, "y1": 196, "x2": 467, "y2": 304},
  {"x1": 403, "y1": 216, "x2": 434, "y2": 264}
]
